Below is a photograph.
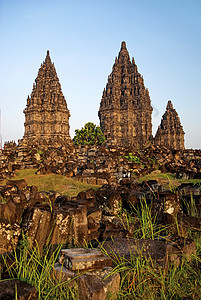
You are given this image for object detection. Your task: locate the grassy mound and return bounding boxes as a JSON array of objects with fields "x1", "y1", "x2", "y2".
[{"x1": 3, "y1": 169, "x2": 100, "y2": 197}]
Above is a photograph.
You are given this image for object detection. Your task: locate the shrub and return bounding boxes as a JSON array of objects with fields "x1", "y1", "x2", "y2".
[{"x1": 73, "y1": 122, "x2": 105, "y2": 145}]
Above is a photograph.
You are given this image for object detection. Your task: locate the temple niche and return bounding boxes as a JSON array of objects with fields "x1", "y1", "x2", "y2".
[
  {"x1": 98, "y1": 41, "x2": 153, "y2": 148},
  {"x1": 155, "y1": 100, "x2": 185, "y2": 150},
  {"x1": 23, "y1": 50, "x2": 71, "y2": 146}
]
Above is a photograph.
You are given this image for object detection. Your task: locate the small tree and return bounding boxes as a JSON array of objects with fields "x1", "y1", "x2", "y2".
[{"x1": 73, "y1": 122, "x2": 106, "y2": 145}]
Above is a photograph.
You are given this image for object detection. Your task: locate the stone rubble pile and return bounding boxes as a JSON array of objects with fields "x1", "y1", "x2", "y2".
[
  {"x1": 0, "y1": 178, "x2": 200, "y2": 256},
  {"x1": 0, "y1": 176, "x2": 200, "y2": 299},
  {"x1": 54, "y1": 248, "x2": 120, "y2": 300},
  {"x1": 1, "y1": 142, "x2": 201, "y2": 185}
]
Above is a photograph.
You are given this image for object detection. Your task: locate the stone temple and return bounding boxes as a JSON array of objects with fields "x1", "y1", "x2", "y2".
[
  {"x1": 21, "y1": 44, "x2": 185, "y2": 150},
  {"x1": 155, "y1": 100, "x2": 185, "y2": 150},
  {"x1": 23, "y1": 51, "x2": 71, "y2": 146},
  {"x1": 98, "y1": 41, "x2": 153, "y2": 147}
]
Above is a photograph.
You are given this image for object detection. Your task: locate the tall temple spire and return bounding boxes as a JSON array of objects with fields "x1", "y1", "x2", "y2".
[
  {"x1": 155, "y1": 100, "x2": 185, "y2": 149},
  {"x1": 98, "y1": 41, "x2": 153, "y2": 147},
  {"x1": 23, "y1": 51, "x2": 71, "y2": 146}
]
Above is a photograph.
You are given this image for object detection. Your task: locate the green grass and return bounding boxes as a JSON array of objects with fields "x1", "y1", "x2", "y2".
[
  {"x1": 2, "y1": 169, "x2": 201, "y2": 198},
  {"x1": 104, "y1": 251, "x2": 201, "y2": 299},
  {"x1": 1, "y1": 200, "x2": 201, "y2": 299},
  {"x1": 1, "y1": 170, "x2": 201, "y2": 298},
  {"x1": 1, "y1": 234, "x2": 79, "y2": 299},
  {"x1": 1, "y1": 169, "x2": 101, "y2": 197},
  {"x1": 136, "y1": 171, "x2": 201, "y2": 190},
  {"x1": 101, "y1": 202, "x2": 201, "y2": 299}
]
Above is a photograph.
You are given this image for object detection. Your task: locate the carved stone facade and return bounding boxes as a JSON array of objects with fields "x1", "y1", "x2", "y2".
[
  {"x1": 98, "y1": 41, "x2": 153, "y2": 147},
  {"x1": 21, "y1": 45, "x2": 185, "y2": 150},
  {"x1": 155, "y1": 101, "x2": 185, "y2": 149},
  {"x1": 23, "y1": 51, "x2": 71, "y2": 146}
]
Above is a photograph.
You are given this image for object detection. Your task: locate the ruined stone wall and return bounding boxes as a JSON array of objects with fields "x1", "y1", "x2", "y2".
[{"x1": 1, "y1": 140, "x2": 201, "y2": 185}]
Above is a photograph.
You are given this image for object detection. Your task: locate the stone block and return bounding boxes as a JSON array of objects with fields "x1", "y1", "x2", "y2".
[
  {"x1": 0, "y1": 279, "x2": 38, "y2": 300},
  {"x1": 71, "y1": 205, "x2": 88, "y2": 244},
  {"x1": 96, "y1": 178, "x2": 108, "y2": 185},
  {"x1": 87, "y1": 177, "x2": 97, "y2": 185},
  {"x1": 160, "y1": 191, "x2": 181, "y2": 216},
  {"x1": 74, "y1": 197, "x2": 95, "y2": 209},
  {"x1": 23, "y1": 206, "x2": 52, "y2": 250},
  {"x1": 52, "y1": 202, "x2": 88, "y2": 245},
  {"x1": 0, "y1": 201, "x2": 16, "y2": 222},
  {"x1": 6, "y1": 179, "x2": 28, "y2": 190},
  {"x1": 101, "y1": 216, "x2": 128, "y2": 239},
  {"x1": 51, "y1": 210, "x2": 73, "y2": 246},
  {"x1": 0, "y1": 221, "x2": 21, "y2": 254},
  {"x1": 78, "y1": 267, "x2": 120, "y2": 300},
  {"x1": 167, "y1": 239, "x2": 196, "y2": 267},
  {"x1": 100, "y1": 238, "x2": 167, "y2": 267},
  {"x1": 85, "y1": 188, "x2": 95, "y2": 199},
  {"x1": 108, "y1": 192, "x2": 122, "y2": 215},
  {"x1": 87, "y1": 208, "x2": 102, "y2": 240},
  {"x1": 0, "y1": 186, "x2": 18, "y2": 197},
  {"x1": 53, "y1": 262, "x2": 76, "y2": 286},
  {"x1": 59, "y1": 248, "x2": 112, "y2": 272}
]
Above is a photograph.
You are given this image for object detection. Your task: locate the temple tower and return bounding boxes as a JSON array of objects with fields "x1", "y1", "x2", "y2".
[
  {"x1": 98, "y1": 41, "x2": 153, "y2": 147},
  {"x1": 23, "y1": 51, "x2": 71, "y2": 145},
  {"x1": 155, "y1": 100, "x2": 185, "y2": 149}
]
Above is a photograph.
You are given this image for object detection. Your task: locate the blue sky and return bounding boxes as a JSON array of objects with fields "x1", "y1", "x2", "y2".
[{"x1": 0, "y1": 0, "x2": 201, "y2": 148}]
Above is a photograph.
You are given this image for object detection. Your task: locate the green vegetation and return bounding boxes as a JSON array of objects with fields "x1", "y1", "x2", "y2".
[
  {"x1": 73, "y1": 122, "x2": 106, "y2": 145},
  {"x1": 102, "y1": 246, "x2": 201, "y2": 299},
  {"x1": 2, "y1": 169, "x2": 100, "y2": 197},
  {"x1": 101, "y1": 197, "x2": 201, "y2": 299},
  {"x1": 1, "y1": 200, "x2": 201, "y2": 299},
  {"x1": 136, "y1": 171, "x2": 201, "y2": 190},
  {"x1": 117, "y1": 199, "x2": 168, "y2": 240},
  {"x1": 124, "y1": 153, "x2": 140, "y2": 163},
  {"x1": 1, "y1": 170, "x2": 201, "y2": 298},
  {"x1": 2, "y1": 234, "x2": 78, "y2": 299}
]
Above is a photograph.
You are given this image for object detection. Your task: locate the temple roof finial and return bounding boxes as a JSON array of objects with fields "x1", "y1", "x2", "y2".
[
  {"x1": 167, "y1": 100, "x2": 173, "y2": 110},
  {"x1": 121, "y1": 41, "x2": 126, "y2": 49}
]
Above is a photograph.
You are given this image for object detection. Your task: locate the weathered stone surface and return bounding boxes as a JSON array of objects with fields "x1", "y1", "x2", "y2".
[
  {"x1": 78, "y1": 267, "x2": 120, "y2": 300},
  {"x1": 71, "y1": 205, "x2": 88, "y2": 244},
  {"x1": 59, "y1": 248, "x2": 112, "y2": 271},
  {"x1": 100, "y1": 238, "x2": 167, "y2": 267},
  {"x1": 160, "y1": 191, "x2": 181, "y2": 216},
  {"x1": 155, "y1": 101, "x2": 185, "y2": 150},
  {"x1": 51, "y1": 210, "x2": 73, "y2": 246},
  {"x1": 21, "y1": 199, "x2": 89, "y2": 248},
  {"x1": 87, "y1": 208, "x2": 102, "y2": 240},
  {"x1": 167, "y1": 238, "x2": 196, "y2": 267},
  {"x1": 0, "y1": 221, "x2": 20, "y2": 254},
  {"x1": 181, "y1": 240, "x2": 196, "y2": 260},
  {"x1": 53, "y1": 262, "x2": 76, "y2": 286},
  {"x1": 100, "y1": 215, "x2": 128, "y2": 239},
  {"x1": 53, "y1": 201, "x2": 88, "y2": 245},
  {"x1": 0, "y1": 279, "x2": 38, "y2": 300},
  {"x1": 99, "y1": 41, "x2": 153, "y2": 148},
  {"x1": 54, "y1": 258, "x2": 120, "y2": 299},
  {"x1": 181, "y1": 215, "x2": 201, "y2": 230},
  {"x1": 95, "y1": 185, "x2": 114, "y2": 211},
  {"x1": 22, "y1": 50, "x2": 71, "y2": 146},
  {"x1": 6, "y1": 179, "x2": 28, "y2": 190},
  {"x1": 21, "y1": 206, "x2": 52, "y2": 250},
  {"x1": 0, "y1": 201, "x2": 16, "y2": 222}
]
